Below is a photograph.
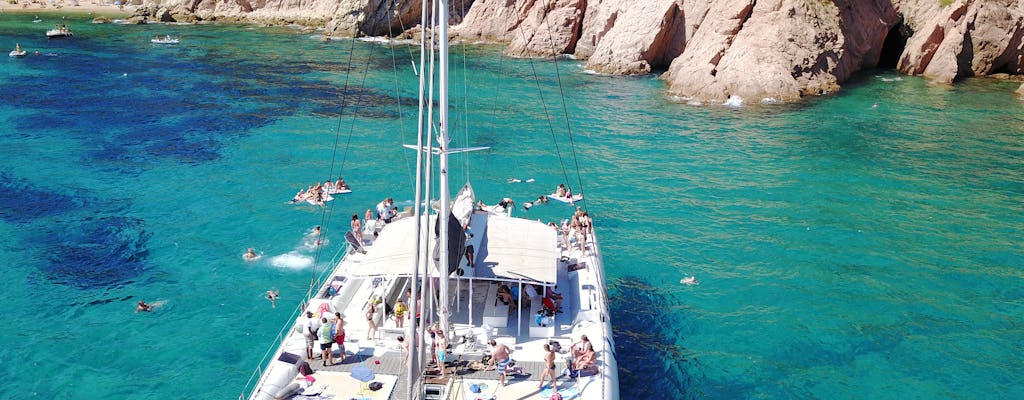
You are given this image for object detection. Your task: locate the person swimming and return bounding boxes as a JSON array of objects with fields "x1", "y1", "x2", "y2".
[
  {"x1": 244, "y1": 248, "x2": 258, "y2": 260},
  {"x1": 680, "y1": 276, "x2": 699, "y2": 285},
  {"x1": 266, "y1": 290, "x2": 280, "y2": 308},
  {"x1": 136, "y1": 300, "x2": 153, "y2": 313}
]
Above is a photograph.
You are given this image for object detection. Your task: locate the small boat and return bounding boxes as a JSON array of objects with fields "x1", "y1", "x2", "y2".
[
  {"x1": 33, "y1": 17, "x2": 43, "y2": 23},
  {"x1": 46, "y1": 25, "x2": 73, "y2": 38},
  {"x1": 151, "y1": 35, "x2": 180, "y2": 44}
]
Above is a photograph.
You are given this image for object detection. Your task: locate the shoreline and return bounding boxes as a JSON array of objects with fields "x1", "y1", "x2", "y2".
[{"x1": 0, "y1": 1, "x2": 131, "y2": 16}]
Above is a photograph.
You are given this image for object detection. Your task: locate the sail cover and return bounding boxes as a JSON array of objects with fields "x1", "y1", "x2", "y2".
[
  {"x1": 433, "y1": 213, "x2": 466, "y2": 276},
  {"x1": 451, "y1": 182, "x2": 475, "y2": 227}
]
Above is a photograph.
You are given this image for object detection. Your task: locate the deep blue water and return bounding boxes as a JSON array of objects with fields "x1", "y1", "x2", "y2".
[{"x1": 2, "y1": 12, "x2": 1023, "y2": 400}]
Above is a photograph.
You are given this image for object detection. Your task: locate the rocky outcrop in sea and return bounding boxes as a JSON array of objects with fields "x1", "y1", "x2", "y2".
[{"x1": 140, "y1": 0, "x2": 1023, "y2": 104}]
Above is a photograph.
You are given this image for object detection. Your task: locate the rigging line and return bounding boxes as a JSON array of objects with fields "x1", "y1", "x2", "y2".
[
  {"x1": 305, "y1": 34, "x2": 365, "y2": 288},
  {"x1": 458, "y1": 0, "x2": 471, "y2": 182},
  {"x1": 342, "y1": 39, "x2": 378, "y2": 178},
  {"x1": 387, "y1": 1, "x2": 416, "y2": 189},
  {"x1": 537, "y1": 0, "x2": 589, "y2": 214},
  {"x1": 328, "y1": 31, "x2": 362, "y2": 183},
  {"x1": 391, "y1": 0, "x2": 420, "y2": 74},
  {"x1": 507, "y1": 0, "x2": 572, "y2": 191}
]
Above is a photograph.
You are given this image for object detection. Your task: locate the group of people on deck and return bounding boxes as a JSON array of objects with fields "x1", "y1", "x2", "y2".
[
  {"x1": 486, "y1": 334, "x2": 595, "y2": 389},
  {"x1": 375, "y1": 197, "x2": 399, "y2": 223},
  {"x1": 549, "y1": 206, "x2": 592, "y2": 255},
  {"x1": 495, "y1": 283, "x2": 563, "y2": 316},
  {"x1": 300, "y1": 309, "x2": 347, "y2": 367},
  {"x1": 290, "y1": 178, "x2": 349, "y2": 205}
]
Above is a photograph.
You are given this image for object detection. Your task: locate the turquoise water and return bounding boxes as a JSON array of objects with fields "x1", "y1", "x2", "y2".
[{"x1": 2, "y1": 13, "x2": 1023, "y2": 400}]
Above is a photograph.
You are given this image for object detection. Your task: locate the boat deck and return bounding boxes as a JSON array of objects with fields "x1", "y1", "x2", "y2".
[{"x1": 247, "y1": 210, "x2": 614, "y2": 400}]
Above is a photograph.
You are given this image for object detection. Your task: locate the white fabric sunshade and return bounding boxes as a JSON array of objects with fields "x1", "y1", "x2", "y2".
[{"x1": 346, "y1": 214, "x2": 557, "y2": 284}]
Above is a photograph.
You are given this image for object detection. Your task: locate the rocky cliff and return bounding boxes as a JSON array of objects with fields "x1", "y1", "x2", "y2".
[{"x1": 143, "y1": 0, "x2": 1024, "y2": 104}]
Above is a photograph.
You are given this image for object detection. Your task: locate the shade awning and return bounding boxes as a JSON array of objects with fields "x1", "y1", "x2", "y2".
[{"x1": 346, "y1": 213, "x2": 557, "y2": 284}]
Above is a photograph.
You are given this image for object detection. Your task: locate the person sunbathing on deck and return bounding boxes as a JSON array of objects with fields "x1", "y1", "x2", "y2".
[{"x1": 571, "y1": 335, "x2": 595, "y2": 371}]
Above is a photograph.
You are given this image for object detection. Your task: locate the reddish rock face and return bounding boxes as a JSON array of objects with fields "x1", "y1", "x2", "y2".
[
  {"x1": 157, "y1": 0, "x2": 1024, "y2": 103},
  {"x1": 452, "y1": 0, "x2": 1022, "y2": 103}
]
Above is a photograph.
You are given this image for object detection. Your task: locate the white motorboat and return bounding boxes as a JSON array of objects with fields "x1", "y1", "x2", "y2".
[
  {"x1": 151, "y1": 35, "x2": 179, "y2": 44},
  {"x1": 45, "y1": 25, "x2": 73, "y2": 38},
  {"x1": 241, "y1": 1, "x2": 618, "y2": 399}
]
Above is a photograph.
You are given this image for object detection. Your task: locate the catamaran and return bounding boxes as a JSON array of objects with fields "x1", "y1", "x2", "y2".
[{"x1": 240, "y1": 0, "x2": 619, "y2": 399}]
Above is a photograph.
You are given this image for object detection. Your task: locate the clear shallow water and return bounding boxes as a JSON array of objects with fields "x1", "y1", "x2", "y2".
[{"x1": 2, "y1": 13, "x2": 1023, "y2": 400}]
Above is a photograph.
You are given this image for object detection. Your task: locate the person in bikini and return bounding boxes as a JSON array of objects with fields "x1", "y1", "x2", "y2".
[
  {"x1": 351, "y1": 214, "x2": 363, "y2": 244},
  {"x1": 571, "y1": 335, "x2": 595, "y2": 372},
  {"x1": 539, "y1": 343, "x2": 558, "y2": 389}
]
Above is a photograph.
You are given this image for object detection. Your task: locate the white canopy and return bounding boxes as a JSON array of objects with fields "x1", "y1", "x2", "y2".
[
  {"x1": 473, "y1": 216, "x2": 557, "y2": 284},
  {"x1": 346, "y1": 213, "x2": 557, "y2": 284}
]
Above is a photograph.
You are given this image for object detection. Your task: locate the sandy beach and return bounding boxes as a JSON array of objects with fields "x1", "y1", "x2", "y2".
[{"x1": 0, "y1": 0, "x2": 131, "y2": 16}]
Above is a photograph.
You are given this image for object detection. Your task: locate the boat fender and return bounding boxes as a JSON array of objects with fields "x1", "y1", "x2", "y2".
[{"x1": 273, "y1": 383, "x2": 301, "y2": 400}]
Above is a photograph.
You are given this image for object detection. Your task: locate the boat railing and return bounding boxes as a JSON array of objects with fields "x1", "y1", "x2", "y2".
[{"x1": 237, "y1": 241, "x2": 353, "y2": 399}]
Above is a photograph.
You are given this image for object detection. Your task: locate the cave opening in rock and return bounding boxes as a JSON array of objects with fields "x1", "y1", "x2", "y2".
[{"x1": 878, "y1": 17, "x2": 912, "y2": 69}]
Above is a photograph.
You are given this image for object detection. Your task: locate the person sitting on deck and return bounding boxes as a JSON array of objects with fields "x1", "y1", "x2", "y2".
[
  {"x1": 545, "y1": 286, "x2": 564, "y2": 312},
  {"x1": 496, "y1": 284, "x2": 516, "y2": 312},
  {"x1": 570, "y1": 335, "x2": 595, "y2": 372}
]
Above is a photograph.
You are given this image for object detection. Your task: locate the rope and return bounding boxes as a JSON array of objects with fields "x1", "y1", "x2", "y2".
[
  {"x1": 389, "y1": 0, "x2": 418, "y2": 185},
  {"x1": 505, "y1": 1, "x2": 578, "y2": 206},
  {"x1": 536, "y1": 5, "x2": 589, "y2": 215}
]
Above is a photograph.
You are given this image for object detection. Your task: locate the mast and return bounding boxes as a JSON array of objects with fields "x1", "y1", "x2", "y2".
[
  {"x1": 406, "y1": 0, "x2": 430, "y2": 396},
  {"x1": 437, "y1": 0, "x2": 452, "y2": 341}
]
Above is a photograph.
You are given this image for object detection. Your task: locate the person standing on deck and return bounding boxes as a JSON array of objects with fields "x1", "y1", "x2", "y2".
[
  {"x1": 318, "y1": 317, "x2": 334, "y2": 366},
  {"x1": 393, "y1": 298, "x2": 407, "y2": 328},
  {"x1": 350, "y1": 214, "x2": 363, "y2": 244},
  {"x1": 539, "y1": 343, "x2": 559, "y2": 389},
  {"x1": 365, "y1": 299, "x2": 379, "y2": 340},
  {"x1": 333, "y1": 312, "x2": 346, "y2": 363},
  {"x1": 489, "y1": 340, "x2": 512, "y2": 387},
  {"x1": 463, "y1": 224, "x2": 475, "y2": 267},
  {"x1": 303, "y1": 311, "x2": 321, "y2": 361}
]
